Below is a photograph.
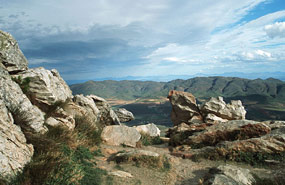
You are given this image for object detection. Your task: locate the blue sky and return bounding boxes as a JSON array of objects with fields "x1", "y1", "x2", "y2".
[{"x1": 0, "y1": 0, "x2": 285, "y2": 82}]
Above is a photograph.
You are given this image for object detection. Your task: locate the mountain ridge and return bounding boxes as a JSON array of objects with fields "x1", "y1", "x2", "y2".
[{"x1": 70, "y1": 76, "x2": 285, "y2": 101}]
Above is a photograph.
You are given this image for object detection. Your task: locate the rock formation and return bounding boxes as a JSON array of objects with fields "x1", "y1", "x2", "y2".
[
  {"x1": 168, "y1": 90, "x2": 246, "y2": 126},
  {"x1": 88, "y1": 95, "x2": 121, "y2": 125},
  {"x1": 15, "y1": 67, "x2": 72, "y2": 107},
  {"x1": 0, "y1": 30, "x2": 132, "y2": 181},
  {"x1": 203, "y1": 165, "x2": 255, "y2": 185},
  {"x1": 0, "y1": 99, "x2": 34, "y2": 179},
  {"x1": 134, "y1": 123, "x2": 161, "y2": 137},
  {"x1": 168, "y1": 90, "x2": 203, "y2": 126},
  {"x1": 101, "y1": 125, "x2": 141, "y2": 147},
  {"x1": 114, "y1": 108, "x2": 135, "y2": 122},
  {"x1": 0, "y1": 30, "x2": 28, "y2": 74}
]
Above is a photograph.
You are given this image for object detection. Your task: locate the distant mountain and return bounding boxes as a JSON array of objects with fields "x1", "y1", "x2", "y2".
[
  {"x1": 66, "y1": 72, "x2": 285, "y2": 85},
  {"x1": 70, "y1": 76, "x2": 285, "y2": 101}
]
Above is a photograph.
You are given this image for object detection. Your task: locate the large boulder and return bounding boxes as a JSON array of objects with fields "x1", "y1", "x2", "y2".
[
  {"x1": 114, "y1": 108, "x2": 134, "y2": 123},
  {"x1": 0, "y1": 65, "x2": 47, "y2": 133},
  {"x1": 203, "y1": 164, "x2": 255, "y2": 185},
  {"x1": 101, "y1": 125, "x2": 141, "y2": 147},
  {"x1": 88, "y1": 95, "x2": 120, "y2": 125},
  {"x1": 15, "y1": 67, "x2": 72, "y2": 107},
  {"x1": 0, "y1": 99, "x2": 34, "y2": 179},
  {"x1": 184, "y1": 120, "x2": 271, "y2": 147},
  {"x1": 201, "y1": 97, "x2": 246, "y2": 121},
  {"x1": 0, "y1": 30, "x2": 28, "y2": 74},
  {"x1": 168, "y1": 90, "x2": 203, "y2": 126},
  {"x1": 134, "y1": 123, "x2": 161, "y2": 137}
]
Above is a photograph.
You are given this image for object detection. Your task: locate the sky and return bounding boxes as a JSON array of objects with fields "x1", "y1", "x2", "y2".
[{"x1": 0, "y1": 0, "x2": 285, "y2": 82}]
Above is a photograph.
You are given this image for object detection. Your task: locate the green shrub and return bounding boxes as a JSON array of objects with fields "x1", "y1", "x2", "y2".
[{"x1": 140, "y1": 133, "x2": 163, "y2": 146}]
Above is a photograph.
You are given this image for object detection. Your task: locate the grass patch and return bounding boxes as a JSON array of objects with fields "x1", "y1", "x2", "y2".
[
  {"x1": 3, "y1": 114, "x2": 111, "y2": 185},
  {"x1": 139, "y1": 133, "x2": 163, "y2": 146}
]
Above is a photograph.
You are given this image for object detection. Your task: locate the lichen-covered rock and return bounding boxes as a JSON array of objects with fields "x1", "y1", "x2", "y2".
[
  {"x1": 15, "y1": 67, "x2": 72, "y2": 107},
  {"x1": 168, "y1": 90, "x2": 203, "y2": 126},
  {"x1": 0, "y1": 65, "x2": 47, "y2": 133},
  {"x1": 88, "y1": 95, "x2": 120, "y2": 125},
  {"x1": 201, "y1": 97, "x2": 246, "y2": 121},
  {"x1": 134, "y1": 123, "x2": 160, "y2": 137},
  {"x1": 0, "y1": 99, "x2": 34, "y2": 179},
  {"x1": 101, "y1": 125, "x2": 141, "y2": 147},
  {"x1": 203, "y1": 164, "x2": 255, "y2": 185},
  {"x1": 114, "y1": 108, "x2": 134, "y2": 123},
  {"x1": 0, "y1": 30, "x2": 28, "y2": 74},
  {"x1": 185, "y1": 120, "x2": 271, "y2": 147}
]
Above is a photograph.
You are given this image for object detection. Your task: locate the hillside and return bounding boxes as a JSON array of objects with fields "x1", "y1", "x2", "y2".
[{"x1": 70, "y1": 77, "x2": 285, "y2": 101}]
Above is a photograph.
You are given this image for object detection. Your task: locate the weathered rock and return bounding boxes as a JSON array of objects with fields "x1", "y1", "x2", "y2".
[
  {"x1": 101, "y1": 125, "x2": 141, "y2": 147},
  {"x1": 168, "y1": 90, "x2": 203, "y2": 126},
  {"x1": 114, "y1": 108, "x2": 134, "y2": 122},
  {"x1": 0, "y1": 65, "x2": 47, "y2": 133},
  {"x1": 203, "y1": 164, "x2": 255, "y2": 185},
  {"x1": 45, "y1": 108, "x2": 75, "y2": 130},
  {"x1": 65, "y1": 94, "x2": 100, "y2": 124},
  {"x1": 216, "y1": 132, "x2": 285, "y2": 155},
  {"x1": 134, "y1": 123, "x2": 160, "y2": 137},
  {"x1": 88, "y1": 95, "x2": 120, "y2": 125},
  {"x1": 0, "y1": 30, "x2": 28, "y2": 74},
  {"x1": 185, "y1": 120, "x2": 271, "y2": 147},
  {"x1": 205, "y1": 113, "x2": 228, "y2": 124},
  {"x1": 109, "y1": 170, "x2": 133, "y2": 178},
  {"x1": 16, "y1": 67, "x2": 72, "y2": 107},
  {"x1": 0, "y1": 99, "x2": 34, "y2": 179},
  {"x1": 202, "y1": 97, "x2": 246, "y2": 121}
]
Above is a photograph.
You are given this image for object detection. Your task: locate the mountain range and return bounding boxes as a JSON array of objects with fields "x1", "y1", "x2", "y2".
[{"x1": 70, "y1": 76, "x2": 285, "y2": 101}]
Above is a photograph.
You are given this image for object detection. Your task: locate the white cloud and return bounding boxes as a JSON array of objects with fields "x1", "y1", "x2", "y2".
[{"x1": 264, "y1": 22, "x2": 285, "y2": 38}]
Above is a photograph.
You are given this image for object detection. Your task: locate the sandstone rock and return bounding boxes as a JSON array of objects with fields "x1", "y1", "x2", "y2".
[
  {"x1": 0, "y1": 99, "x2": 34, "y2": 179},
  {"x1": 109, "y1": 170, "x2": 133, "y2": 178},
  {"x1": 185, "y1": 120, "x2": 271, "y2": 147},
  {"x1": 134, "y1": 123, "x2": 160, "y2": 137},
  {"x1": 0, "y1": 30, "x2": 28, "y2": 74},
  {"x1": 114, "y1": 108, "x2": 134, "y2": 122},
  {"x1": 45, "y1": 108, "x2": 75, "y2": 130},
  {"x1": 101, "y1": 125, "x2": 141, "y2": 147},
  {"x1": 203, "y1": 164, "x2": 255, "y2": 185},
  {"x1": 88, "y1": 95, "x2": 120, "y2": 125},
  {"x1": 201, "y1": 97, "x2": 246, "y2": 121},
  {"x1": 168, "y1": 90, "x2": 203, "y2": 126},
  {"x1": 16, "y1": 67, "x2": 72, "y2": 107},
  {"x1": 0, "y1": 65, "x2": 47, "y2": 133}
]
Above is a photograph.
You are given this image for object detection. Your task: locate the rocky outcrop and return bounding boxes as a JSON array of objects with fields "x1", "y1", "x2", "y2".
[
  {"x1": 168, "y1": 91, "x2": 246, "y2": 126},
  {"x1": 0, "y1": 30, "x2": 28, "y2": 74},
  {"x1": 16, "y1": 67, "x2": 72, "y2": 107},
  {"x1": 114, "y1": 108, "x2": 134, "y2": 123},
  {"x1": 203, "y1": 165, "x2": 255, "y2": 185},
  {"x1": 201, "y1": 97, "x2": 246, "y2": 121},
  {"x1": 0, "y1": 65, "x2": 47, "y2": 133},
  {"x1": 134, "y1": 123, "x2": 161, "y2": 137},
  {"x1": 101, "y1": 125, "x2": 141, "y2": 147},
  {"x1": 0, "y1": 99, "x2": 34, "y2": 179},
  {"x1": 184, "y1": 120, "x2": 271, "y2": 147},
  {"x1": 88, "y1": 95, "x2": 120, "y2": 125},
  {"x1": 168, "y1": 90, "x2": 203, "y2": 126},
  {"x1": 45, "y1": 108, "x2": 75, "y2": 130}
]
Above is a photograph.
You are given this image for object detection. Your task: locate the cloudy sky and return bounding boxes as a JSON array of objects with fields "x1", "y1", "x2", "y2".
[{"x1": 1, "y1": 0, "x2": 285, "y2": 82}]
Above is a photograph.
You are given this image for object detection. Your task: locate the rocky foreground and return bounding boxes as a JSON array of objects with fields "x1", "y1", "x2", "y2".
[{"x1": 1, "y1": 30, "x2": 285, "y2": 185}]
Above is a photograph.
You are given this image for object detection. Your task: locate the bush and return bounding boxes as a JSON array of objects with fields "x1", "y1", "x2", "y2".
[{"x1": 140, "y1": 133, "x2": 163, "y2": 146}]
